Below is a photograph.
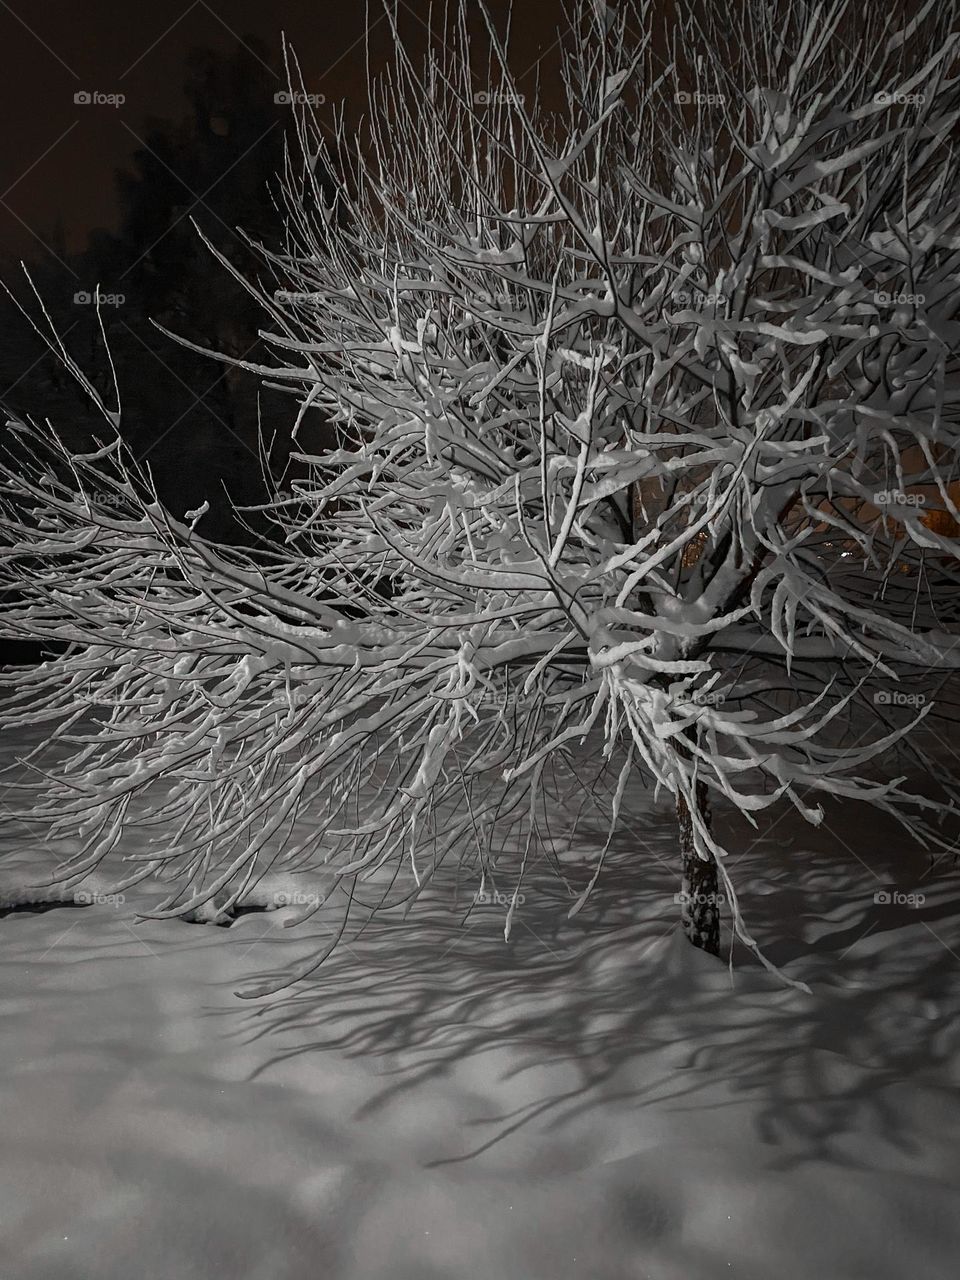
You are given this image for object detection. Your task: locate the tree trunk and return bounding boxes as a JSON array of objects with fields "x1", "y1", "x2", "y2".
[
  {"x1": 629, "y1": 474, "x2": 721, "y2": 956},
  {"x1": 676, "y1": 776, "x2": 720, "y2": 955}
]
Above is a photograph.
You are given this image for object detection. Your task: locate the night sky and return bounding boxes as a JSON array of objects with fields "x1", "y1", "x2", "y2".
[{"x1": 0, "y1": 0, "x2": 575, "y2": 267}]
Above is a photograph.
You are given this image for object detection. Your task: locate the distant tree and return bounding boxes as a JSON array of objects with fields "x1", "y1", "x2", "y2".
[
  {"x1": 1, "y1": 37, "x2": 328, "y2": 543},
  {"x1": 93, "y1": 36, "x2": 304, "y2": 540}
]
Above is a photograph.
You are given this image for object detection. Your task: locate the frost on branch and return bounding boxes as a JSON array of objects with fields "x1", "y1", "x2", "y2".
[{"x1": 2, "y1": 0, "x2": 960, "y2": 993}]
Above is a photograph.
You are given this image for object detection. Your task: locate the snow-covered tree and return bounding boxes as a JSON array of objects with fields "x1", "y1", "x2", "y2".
[{"x1": 2, "y1": 0, "x2": 960, "y2": 993}]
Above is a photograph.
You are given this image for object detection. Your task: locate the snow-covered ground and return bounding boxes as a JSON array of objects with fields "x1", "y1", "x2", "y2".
[{"x1": 1, "y1": 719, "x2": 959, "y2": 1280}]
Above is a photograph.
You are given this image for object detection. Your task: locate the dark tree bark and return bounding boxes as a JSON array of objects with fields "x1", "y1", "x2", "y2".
[{"x1": 676, "y1": 773, "x2": 720, "y2": 955}]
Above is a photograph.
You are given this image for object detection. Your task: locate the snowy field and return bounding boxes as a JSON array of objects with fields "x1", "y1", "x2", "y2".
[{"x1": 1, "y1": 718, "x2": 959, "y2": 1280}]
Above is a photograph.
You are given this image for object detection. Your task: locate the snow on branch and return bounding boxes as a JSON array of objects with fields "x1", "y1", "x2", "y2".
[{"x1": 2, "y1": 0, "x2": 960, "y2": 990}]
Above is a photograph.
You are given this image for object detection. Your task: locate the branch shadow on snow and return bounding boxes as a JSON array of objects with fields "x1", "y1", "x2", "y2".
[{"x1": 217, "y1": 790, "x2": 960, "y2": 1176}]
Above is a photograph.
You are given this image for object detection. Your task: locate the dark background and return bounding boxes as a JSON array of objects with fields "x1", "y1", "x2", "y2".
[
  {"x1": 0, "y1": 0, "x2": 888, "y2": 537},
  {"x1": 0, "y1": 1, "x2": 570, "y2": 259},
  {"x1": 0, "y1": 0, "x2": 573, "y2": 542}
]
